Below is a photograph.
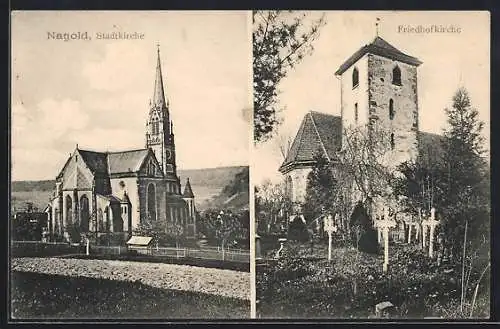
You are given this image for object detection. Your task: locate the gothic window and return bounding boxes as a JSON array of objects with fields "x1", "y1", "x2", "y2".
[
  {"x1": 413, "y1": 112, "x2": 418, "y2": 128},
  {"x1": 390, "y1": 133, "x2": 395, "y2": 150},
  {"x1": 352, "y1": 67, "x2": 359, "y2": 88},
  {"x1": 65, "y1": 195, "x2": 72, "y2": 226},
  {"x1": 79, "y1": 195, "x2": 89, "y2": 232},
  {"x1": 392, "y1": 66, "x2": 402, "y2": 86},
  {"x1": 389, "y1": 99, "x2": 395, "y2": 120},
  {"x1": 354, "y1": 103, "x2": 358, "y2": 123},
  {"x1": 286, "y1": 176, "x2": 293, "y2": 201},
  {"x1": 104, "y1": 206, "x2": 110, "y2": 232},
  {"x1": 97, "y1": 209, "x2": 104, "y2": 231},
  {"x1": 147, "y1": 183, "x2": 157, "y2": 221}
]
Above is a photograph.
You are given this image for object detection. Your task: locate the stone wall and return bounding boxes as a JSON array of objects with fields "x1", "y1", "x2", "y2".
[
  {"x1": 367, "y1": 54, "x2": 419, "y2": 168},
  {"x1": 286, "y1": 167, "x2": 313, "y2": 205}
]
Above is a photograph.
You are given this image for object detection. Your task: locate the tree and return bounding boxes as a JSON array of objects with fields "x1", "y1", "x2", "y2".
[
  {"x1": 440, "y1": 87, "x2": 489, "y2": 262},
  {"x1": 332, "y1": 124, "x2": 395, "y2": 232},
  {"x1": 253, "y1": 10, "x2": 326, "y2": 142},
  {"x1": 303, "y1": 151, "x2": 336, "y2": 223},
  {"x1": 165, "y1": 220, "x2": 185, "y2": 250},
  {"x1": 201, "y1": 209, "x2": 242, "y2": 260},
  {"x1": 133, "y1": 217, "x2": 168, "y2": 250},
  {"x1": 255, "y1": 180, "x2": 291, "y2": 234}
]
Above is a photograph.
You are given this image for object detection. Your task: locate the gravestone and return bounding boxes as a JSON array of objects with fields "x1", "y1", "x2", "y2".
[
  {"x1": 275, "y1": 238, "x2": 287, "y2": 259},
  {"x1": 375, "y1": 301, "x2": 394, "y2": 318}
]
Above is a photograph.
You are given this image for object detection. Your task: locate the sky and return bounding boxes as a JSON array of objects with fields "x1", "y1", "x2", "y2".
[
  {"x1": 254, "y1": 11, "x2": 490, "y2": 185},
  {"x1": 11, "y1": 11, "x2": 252, "y2": 181}
]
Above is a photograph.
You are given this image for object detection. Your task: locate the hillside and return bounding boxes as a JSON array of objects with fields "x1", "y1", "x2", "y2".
[
  {"x1": 200, "y1": 167, "x2": 249, "y2": 212},
  {"x1": 11, "y1": 166, "x2": 248, "y2": 213}
]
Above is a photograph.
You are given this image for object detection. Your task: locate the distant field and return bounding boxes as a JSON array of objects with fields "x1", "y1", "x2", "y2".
[{"x1": 11, "y1": 271, "x2": 250, "y2": 319}]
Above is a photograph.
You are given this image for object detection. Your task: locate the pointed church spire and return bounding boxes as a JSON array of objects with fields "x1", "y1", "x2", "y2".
[
  {"x1": 183, "y1": 178, "x2": 194, "y2": 198},
  {"x1": 153, "y1": 44, "x2": 167, "y2": 109}
]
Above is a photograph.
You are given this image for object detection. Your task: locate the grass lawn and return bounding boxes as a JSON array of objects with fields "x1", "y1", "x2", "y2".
[
  {"x1": 256, "y1": 241, "x2": 490, "y2": 319},
  {"x1": 11, "y1": 271, "x2": 250, "y2": 319}
]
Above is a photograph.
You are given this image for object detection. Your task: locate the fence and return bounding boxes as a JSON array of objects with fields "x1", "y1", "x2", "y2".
[
  {"x1": 11, "y1": 240, "x2": 250, "y2": 263},
  {"x1": 11, "y1": 240, "x2": 82, "y2": 257}
]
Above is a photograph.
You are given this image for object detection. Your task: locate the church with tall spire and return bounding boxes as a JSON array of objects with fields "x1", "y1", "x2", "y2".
[{"x1": 45, "y1": 46, "x2": 197, "y2": 242}]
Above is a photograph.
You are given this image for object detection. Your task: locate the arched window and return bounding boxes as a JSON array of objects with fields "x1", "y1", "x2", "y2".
[
  {"x1": 104, "y1": 206, "x2": 110, "y2": 232},
  {"x1": 392, "y1": 66, "x2": 401, "y2": 86},
  {"x1": 389, "y1": 99, "x2": 395, "y2": 120},
  {"x1": 390, "y1": 133, "x2": 395, "y2": 150},
  {"x1": 65, "y1": 195, "x2": 72, "y2": 226},
  {"x1": 352, "y1": 67, "x2": 359, "y2": 88},
  {"x1": 97, "y1": 209, "x2": 104, "y2": 231},
  {"x1": 80, "y1": 195, "x2": 89, "y2": 232},
  {"x1": 147, "y1": 183, "x2": 157, "y2": 221}
]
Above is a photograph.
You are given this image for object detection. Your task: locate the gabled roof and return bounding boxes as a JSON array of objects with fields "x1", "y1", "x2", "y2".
[
  {"x1": 279, "y1": 111, "x2": 341, "y2": 172},
  {"x1": 335, "y1": 36, "x2": 423, "y2": 75},
  {"x1": 182, "y1": 178, "x2": 195, "y2": 198},
  {"x1": 107, "y1": 149, "x2": 150, "y2": 174},
  {"x1": 78, "y1": 150, "x2": 108, "y2": 175},
  {"x1": 96, "y1": 194, "x2": 122, "y2": 203}
]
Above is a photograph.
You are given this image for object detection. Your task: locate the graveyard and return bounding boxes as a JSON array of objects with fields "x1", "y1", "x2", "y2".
[{"x1": 256, "y1": 206, "x2": 490, "y2": 319}]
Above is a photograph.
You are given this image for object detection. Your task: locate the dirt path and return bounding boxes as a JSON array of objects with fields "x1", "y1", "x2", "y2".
[{"x1": 11, "y1": 257, "x2": 250, "y2": 300}]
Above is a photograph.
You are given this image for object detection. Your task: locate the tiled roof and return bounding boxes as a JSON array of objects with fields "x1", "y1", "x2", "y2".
[
  {"x1": 78, "y1": 150, "x2": 108, "y2": 175},
  {"x1": 96, "y1": 194, "x2": 122, "y2": 203},
  {"x1": 182, "y1": 178, "x2": 195, "y2": 198},
  {"x1": 335, "y1": 36, "x2": 422, "y2": 75},
  {"x1": 107, "y1": 149, "x2": 150, "y2": 174},
  {"x1": 77, "y1": 148, "x2": 151, "y2": 175},
  {"x1": 279, "y1": 111, "x2": 341, "y2": 172}
]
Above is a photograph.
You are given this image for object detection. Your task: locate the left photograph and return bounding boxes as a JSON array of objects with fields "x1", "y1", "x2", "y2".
[{"x1": 10, "y1": 11, "x2": 251, "y2": 320}]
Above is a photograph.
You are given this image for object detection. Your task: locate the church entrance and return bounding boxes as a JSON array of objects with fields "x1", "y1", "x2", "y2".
[{"x1": 80, "y1": 195, "x2": 90, "y2": 232}]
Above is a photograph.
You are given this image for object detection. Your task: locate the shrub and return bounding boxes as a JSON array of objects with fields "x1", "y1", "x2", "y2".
[{"x1": 287, "y1": 217, "x2": 309, "y2": 242}]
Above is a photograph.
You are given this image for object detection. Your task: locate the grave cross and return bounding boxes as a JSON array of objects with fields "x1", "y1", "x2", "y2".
[
  {"x1": 324, "y1": 214, "x2": 337, "y2": 262},
  {"x1": 379, "y1": 207, "x2": 397, "y2": 273}
]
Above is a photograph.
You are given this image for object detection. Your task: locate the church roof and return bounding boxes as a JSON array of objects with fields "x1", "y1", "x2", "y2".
[
  {"x1": 78, "y1": 150, "x2": 108, "y2": 175},
  {"x1": 107, "y1": 149, "x2": 150, "y2": 174},
  {"x1": 279, "y1": 111, "x2": 341, "y2": 173},
  {"x1": 182, "y1": 178, "x2": 195, "y2": 198},
  {"x1": 335, "y1": 36, "x2": 423, "y2": 75},
  {"x1": 76, "y1": 148, "x2": 153, "y2": 176}
]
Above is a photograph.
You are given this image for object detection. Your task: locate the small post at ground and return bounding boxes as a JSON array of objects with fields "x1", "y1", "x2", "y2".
[
  {"x1": 428, "y1": 207, "x2": 439, "y2": 258},
  {"x1": 408, "y1": 223, "x2": 412, "y2": 244},
  {"x1": 86, "y1": 237, "x2": 89, "y2": 255},
  {"x1": 255, "y1": 234, "x2": 262, "y2": 260},
  {"x1": 383, "y1": 226, "x2": 389, "y2": 273}
]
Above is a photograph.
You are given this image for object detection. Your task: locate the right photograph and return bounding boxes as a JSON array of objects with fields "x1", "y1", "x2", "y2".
[{"x1": 253, "y1": 11, "x2": 490, "y2": 319}]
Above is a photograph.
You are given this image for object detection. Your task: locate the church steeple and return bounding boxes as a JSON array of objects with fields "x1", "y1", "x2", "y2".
[
  {"x1": 153, "y1": 44, "x2": 167, "y2": 110},
  {"x1": 146, "y1": 45, "x2": 178, "y2": 180}
]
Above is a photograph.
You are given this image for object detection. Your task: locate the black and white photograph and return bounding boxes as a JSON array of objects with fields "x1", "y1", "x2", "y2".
[
  {"x1": 254, "y1": 11, "x2": 490, "y2": 319},
  {"x1": 10, "y1": 11, "x2": 251, "y2": 320}
]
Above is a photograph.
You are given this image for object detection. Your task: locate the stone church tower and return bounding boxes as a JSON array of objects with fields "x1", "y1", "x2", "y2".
[
  {"x1": 335, "y1": 36, "x2": 423, "y2": 168},
  {"x1": 146, "y1": 46, "x2": 181, "y2": 194}
]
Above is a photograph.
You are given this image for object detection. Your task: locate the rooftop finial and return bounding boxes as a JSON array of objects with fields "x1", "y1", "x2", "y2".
[
  {"x1": 376, "y1": 17, "x2": 380, "y2": 37},
  {"x1": 157, "y1": 43, "x2": 160, "y2": 53}
]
